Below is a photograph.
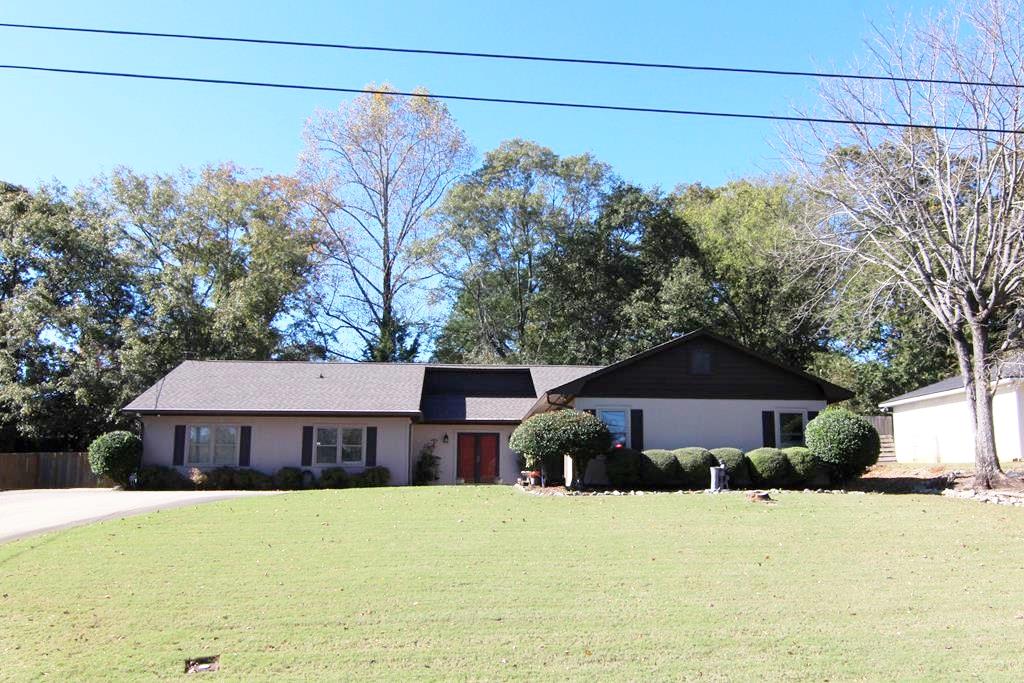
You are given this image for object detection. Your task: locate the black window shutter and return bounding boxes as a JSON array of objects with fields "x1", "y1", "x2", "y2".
[
  {"x1": 807, "y1": 410, "x2": 819, "y2": 422},
  {"x1": 239, "y1": 426, "x2": 252, "y2": 467},
  {"x1": 365, "y1": 427, "x2": 377, "y2": 466},
  {"x1": 630, "y1": 409, "x2": 644, "y2": 450},
  {"x1": 301, "y1": 426, "x2": 313, "y2": 467},
  {"x1": 761, "y1": 411, "x2": 776, "y2": 448},
  {"x1": 172, "y1": 425, "x2": 186, "y2": 466}
]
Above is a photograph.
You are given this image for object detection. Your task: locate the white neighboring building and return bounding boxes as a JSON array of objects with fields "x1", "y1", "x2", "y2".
[{"x1": 879, "y1": 373, "x2": 1024, "y2": 465}]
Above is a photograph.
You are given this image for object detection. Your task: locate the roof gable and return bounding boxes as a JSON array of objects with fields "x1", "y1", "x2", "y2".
[{"x1": 546, "y1": 329, "x2": 852, "y2": 403}]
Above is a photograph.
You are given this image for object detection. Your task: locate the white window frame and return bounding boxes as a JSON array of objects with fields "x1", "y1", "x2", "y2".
[
  {"x1": 313, "y1": 424, "x2": 366, "y2": 467},
  {"x1": 186, "y1": 423, "x2": 240, "y2": 467},
  {"x1": 774, "y1": 409, "x2": 811, "y2": 448},
  {"x1": 595, "y1": 407, "x2": 631, "y2": 448}
]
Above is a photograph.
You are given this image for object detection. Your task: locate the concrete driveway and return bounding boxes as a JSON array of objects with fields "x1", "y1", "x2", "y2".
[{"x1": 0, "y1": 488, "x2": 276, "y2": 544}]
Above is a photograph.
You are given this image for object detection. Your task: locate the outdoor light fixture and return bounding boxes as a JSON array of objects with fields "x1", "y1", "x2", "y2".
[{"x1": 442, "y1": 433, "x2": 449, "y2": 444}]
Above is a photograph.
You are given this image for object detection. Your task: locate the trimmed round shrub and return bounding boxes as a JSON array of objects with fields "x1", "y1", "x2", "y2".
[
  {"x1": 319, "y1": 467, "x2": 351, "y2": 489},
  {"x1": 236, "y1": 469, "x2": 275, "y2": 490},
  {"x1": 352, "y1": 466, "x2": 391, "y2": 487},
  {"x1": 805, "y1": 408, "x2": 880, "y2": 480},
  {"x1": 275, "y1": 466, "x2": 305, "y2": 490},
  {"x1": 674, "y1": 447, "x2": 717, "y2": 489},
  {"x1": 709, "y1": 447, "x2": 752, "y2": 489},
  {"x1": 605, "y1": 447, "x2": 645, "y2": 489},
  {"x1": 86, "y1": 431, "x2": 142, "y2": 487},
  {"x1": 201, "y1": 467, "x2": 242, "y2": 490},
  {"x1": 509, "y1": 410, "x2": 611, "y2": 487},
  {"x1": 135, "y1": 465, "x2": 192, "y2": 490},
  {"x1": 783, "y1": 447, "x2": 832, "y2": 488},
  {"x1": 641, "y1": 449, "x2": 683, "y2": 489},
  {"x1": 746, "y1": 448, "x2": 793, "y2": 488}
]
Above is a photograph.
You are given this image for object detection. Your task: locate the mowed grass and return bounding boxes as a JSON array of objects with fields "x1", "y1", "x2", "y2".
[{"x1": 2, "y1": 488, "x2": 1024, "y2": 681}]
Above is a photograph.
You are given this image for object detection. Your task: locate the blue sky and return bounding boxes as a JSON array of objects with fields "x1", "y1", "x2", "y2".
[{"x1": 1, "y1": 0, "x2": 932, "y2": 191}]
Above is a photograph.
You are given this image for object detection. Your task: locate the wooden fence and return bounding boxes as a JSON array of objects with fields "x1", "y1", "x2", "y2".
[
  {"x1": 866, "y1": 415, "x2": 893, "y2": 436},
  {"x1": 864, "y1": 415, "x2": 896, "y2": 463},
  {"x1": 0, "y1": 452, "x2": 108, "y2": 490}
]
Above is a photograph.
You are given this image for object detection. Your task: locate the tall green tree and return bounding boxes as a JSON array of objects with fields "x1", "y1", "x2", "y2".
[
  {"x1": 105, "y1": 165, "x2": 318, "y2": 374},
  {"x1": 0, "y1": 181, "x2": 137, "y2": 448},
  {"x1": 534, "y1": 185, "x2": 696, "y2": 363},
  {"x1": 432, "y1": 139, "x2": 614, "y2": 362},
  {"x1": 0, "y1": 166, "x2": 318, "y2": 450},
  {"x1": 626, "y1": 180, "x2": 836, "y2": 368}
]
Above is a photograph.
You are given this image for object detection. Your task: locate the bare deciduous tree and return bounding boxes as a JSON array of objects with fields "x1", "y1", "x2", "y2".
[
  {"x1": 299, "y1": 85, "x2": 471, "y2": 361},
  {"x1": 788, "y1": 0, "x2": 1024, "y2": 487}
]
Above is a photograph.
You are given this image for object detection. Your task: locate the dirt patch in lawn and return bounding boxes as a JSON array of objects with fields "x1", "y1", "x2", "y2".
[{"x1": 850, "y1": 462, "x2": 1024, "y2": 494}]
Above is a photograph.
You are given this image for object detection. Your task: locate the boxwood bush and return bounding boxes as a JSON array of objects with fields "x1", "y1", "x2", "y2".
[
  {"x1": 641, "y1": 449, "x2": 682, "y2": 489},
  {"x1": 235, "y1": 469, "x2": 275, "y2": 490},
  {"x1": 352, "y1": 466, "x2": 391, "y2": 487},
  {"x1": 783, "y1": 446, "x2": 831, "y2": 488},
  {"x1": 200, "y1": 467, "x2": 243, "y2": 490},
  {"x1": 746, "y1": 448, "x2": 793, "y2": 488},
  {"x1": 805, "y1": 408, "x2": 880, "y2": 480},
  {"x1": 135, "y1": 465, "x2": 192, "y2": 490},
  {"x1": 674, "y1": 447, "x2": 716, "y2": 489},
  {"x1": 319, "y1": 467, "x2": 351, "y2": 489},
  {"x1": 709, "y1": 447, "x2": 752, "y2": 489},
  {"x1": 605, "y1": 447, "x2": 645, "y2": 489},
  {"x1": 275, "y1": 466, "x2": 306, "y2": 490},
  {"x1": 86, "y1": 431, "x2": 142, "y2": 487}
]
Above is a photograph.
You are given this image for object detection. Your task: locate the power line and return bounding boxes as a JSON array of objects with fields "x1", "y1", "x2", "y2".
[
  {"x1": 1, "y1": 63, "x2": 1018, "y2": 134},
  {"x1": 1, "y1": 21, "x2": 1021, "y2": 90}
]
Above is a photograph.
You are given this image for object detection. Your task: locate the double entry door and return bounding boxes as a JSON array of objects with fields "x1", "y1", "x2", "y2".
[{"x1": 456, "y1": 433, "x2": 499, "y2": 483}]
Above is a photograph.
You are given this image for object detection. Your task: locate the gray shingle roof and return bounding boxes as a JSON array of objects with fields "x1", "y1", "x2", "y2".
[
  {"x1": 124, "y1": 360, "x2": 601, "y2": 420},
  {"x1": 124, "y1": 361, "x2": 426, "y2": 415},
  {"x1": 881, "y1": 355, "x2": 1024, "y2": 406},
  {"x1": 880, "y1": 375, "x2": 967, "y2": 405}
]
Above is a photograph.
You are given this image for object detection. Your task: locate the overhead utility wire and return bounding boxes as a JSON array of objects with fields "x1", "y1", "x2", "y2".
[
  {"x1": 0, "y1": 21, "x2": 1021, "y2": 90},
  {"x1": 0, "y1": 64, "x2": 1018, "y2": 134}
]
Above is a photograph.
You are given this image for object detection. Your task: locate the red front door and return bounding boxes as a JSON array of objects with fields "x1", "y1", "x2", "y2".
[{"x1": 457, "y1": 433, "x2": 500, "y2": 483}]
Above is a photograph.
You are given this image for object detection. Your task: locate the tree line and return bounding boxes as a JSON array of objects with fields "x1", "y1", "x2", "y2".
[
  {"x1": 0, "y1": 132, "x2": 953, "y2": 451},
  {"x1": 3, "y1": 1, "x2": 1022, "y2": 490}
]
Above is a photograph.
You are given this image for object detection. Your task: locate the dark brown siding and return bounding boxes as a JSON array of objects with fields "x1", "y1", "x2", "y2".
[
  {"x1": 577, "y1": 337, "x2": 826, "y2": 400},
  {"x1": 422, "y1": 368, "x2": 535, "y2": 397}
]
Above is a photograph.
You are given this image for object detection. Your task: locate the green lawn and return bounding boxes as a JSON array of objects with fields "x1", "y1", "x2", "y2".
[{"x1": 2, "y1": 488, "x2": 1024, "y2": 681}]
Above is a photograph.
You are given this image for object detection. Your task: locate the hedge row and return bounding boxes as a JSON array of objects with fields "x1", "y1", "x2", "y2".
[
  {"x1": 601, "y1": 409, "x2": 880, "y2": 490},
  {"x1": 134, "y1": 465, "x2": 391, "y2": 491},
  {"x1": 604, "y1": 446, "x2": 833, "y2": 490}
]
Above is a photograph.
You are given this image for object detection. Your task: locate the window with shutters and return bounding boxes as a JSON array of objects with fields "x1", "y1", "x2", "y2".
[
  {"x1": 314, "y1": 425, "x2": 365, "y2": 466},
  {"x1": 188, "y1": 425, "x2": 238, "y2": 465},
  {"x1": 596, "y1": 408, "x2": 629, "y2": 447},
  {"x1": 775, "y1": 411, "x2": 809, "y2": 447}
]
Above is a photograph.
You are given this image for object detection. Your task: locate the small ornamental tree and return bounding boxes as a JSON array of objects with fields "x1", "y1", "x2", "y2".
[
  {"x1": 509, "y1": 410, "x2": 612, "y2": 487},
  {"x1": 805, "y1": 408, "x2": 880, "y2": 481},
  {"x1": 86, "y1": 431, "x2": 142, "y2": 487}
]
